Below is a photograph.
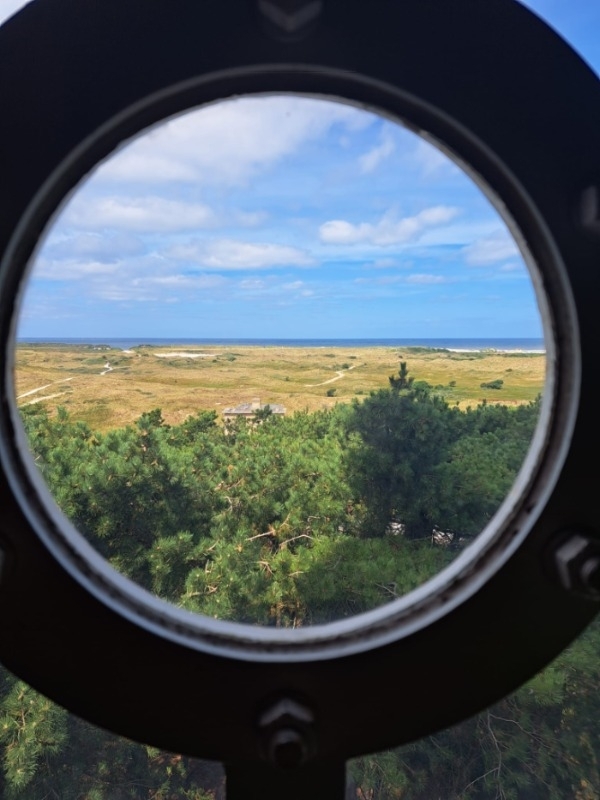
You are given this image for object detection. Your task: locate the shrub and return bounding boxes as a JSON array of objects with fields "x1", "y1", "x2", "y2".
[{"x1": 480, "y1": 379, "x2": 504, "y2": 390}]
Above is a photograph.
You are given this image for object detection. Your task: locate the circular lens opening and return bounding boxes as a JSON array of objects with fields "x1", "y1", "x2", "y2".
[{"x1": 14, "y1": 95, "x2": 547, "y2": 627}]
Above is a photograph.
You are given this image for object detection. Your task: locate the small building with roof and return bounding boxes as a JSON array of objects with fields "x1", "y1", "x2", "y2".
[{"x1": 222, "y1": 398, "x2": 286, "y2": 421}]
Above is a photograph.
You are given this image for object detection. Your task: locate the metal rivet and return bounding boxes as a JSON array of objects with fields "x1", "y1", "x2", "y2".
[
  {"x1": 579, "y1": 555, "x2": 600, "y2": 595},
  {"x1": 551, "y1": 532, "x2": 600, "y2": 600},
  {"x1": 267, "y1": 727, "x2": 308, "y2": 769},
  {"x1": 257, "y1": 0, "x2": 323, "y2": 34},
  {"x1": 579, "y1": 186, "x2": 600, "y2": 235},
  {"x1": 258, "y1": 698, "x2": 316, "y2": 769}
]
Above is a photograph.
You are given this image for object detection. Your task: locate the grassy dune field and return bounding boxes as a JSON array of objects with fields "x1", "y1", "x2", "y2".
[{"x1": 14, "y1": 343, "x2": 546, "y2": 431}]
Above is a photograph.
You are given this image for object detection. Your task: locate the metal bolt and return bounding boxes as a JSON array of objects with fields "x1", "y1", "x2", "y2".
[
  {"x1": 258, "y1": 698, "x2": 316, "y2": 769},
  {"x1": 580, "y1": 555, "x2": 600, "y2": 595},
  {"x1": 267, "y1": 727, "x2": 309, "y2": 769},
  {"x1": 552, "y1": 532, "x2": 600, "y2": 600},
  {"x1": 579, "y1": 186, "x2": 600, "y2": 235},
  {"x1": 257, "y1": 0, "x2": 323, "y2": 35}
]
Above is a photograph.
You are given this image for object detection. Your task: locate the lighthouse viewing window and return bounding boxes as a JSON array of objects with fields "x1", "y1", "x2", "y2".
[{"x1": 15, "y1": 93, "x2": 546, "y2": 627}]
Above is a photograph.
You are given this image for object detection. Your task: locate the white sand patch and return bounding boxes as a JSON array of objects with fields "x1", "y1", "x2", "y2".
[
  {"x1": 447, "y1": 348, "x2": 545, "y2": 354},
  {"x1": 154, "y1": 352, "x2": 219, "y2": 359}
]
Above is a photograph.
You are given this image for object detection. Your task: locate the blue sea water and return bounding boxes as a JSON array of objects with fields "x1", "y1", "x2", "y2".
[{"x1": 18, "y1": 337, "x2": 546, "y2": 352}]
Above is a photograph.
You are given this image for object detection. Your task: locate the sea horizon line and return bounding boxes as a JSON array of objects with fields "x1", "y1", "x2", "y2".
[{"x1": 16, "y1": 336, "x2": 546, "y2": 353}]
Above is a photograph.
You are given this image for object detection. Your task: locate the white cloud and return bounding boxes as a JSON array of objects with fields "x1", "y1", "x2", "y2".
[
  {"x1": 65, "y1": 196, "x2": 218, "y2": 232},
  {"x1": 406, "y1": 273, "x2": 447, "y2": 284},
  {"x1": 417, "y1": 220, "x2": 499, "y2": 247},
  {"x1": 29, "y1": 248, "x2": 233, "y2": 301},
  {"x1": 232, "y1": 210, "x2": 269, "y2": 227},
  {"x1": 167, "y1": 239, "x2": 314, "y2": 270},
  {"x1": 33, "y1": 258, "x2": 121, "y2": 280},
  {"x1": 231, "y1": 277, "x2": 315, "y2": 298},
  {"x1": 38, "y1": 269, "x2": 231, "y2": 304},
  {"x1": 363, "y1": 257, "x2": 416, "y2": 270},
  {"x1": 92, "y1": 285, "x2": 159, "y2": 302},
  {"x1": 93, "y1": 96, "x2": 374, "y2": 187},
  {"x1": 132, "y1": 274, "x2": 226, "y2": 290},
  {"x1": 319, "y1": 220, "x2": 370, "y2": 245},
  {"x1": 463, "y1": 229, "x2": 520, "y2": 265},
  {"x1": 319, "y1": 206, "x2": 459, "y2": 246},
  {"x1": 44, "y1": 232, "x2": 145, "y2": 262},
  {"x1": 413, "y1": 138, "x2": 456, "y2": 177},
  {"x1": 16, "y1": 297, "x2": 79, "y2": 323},
  {"x1": 354, "y1": 273, "x2": 446, "y2": 287},
  {"x1": 359, "y1": 130, "x2": 395, "y2": 173},
  {"x1": 368, "y1": 258, "x2": 398, "y2": 269},
  {"x1": 98, "y1": 273, "x2": 230, "y2": 303}
]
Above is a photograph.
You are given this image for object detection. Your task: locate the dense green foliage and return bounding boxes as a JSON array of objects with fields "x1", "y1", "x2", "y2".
[
  {"x1": 480, "y1": 379, "x2": 504, "y2": 390},
  {"x1": 349, "y1": 616, "x2": 600, "y2": 800},
  {"x1": 2, "y1": 367, "x2": 598, "y2": 798}
]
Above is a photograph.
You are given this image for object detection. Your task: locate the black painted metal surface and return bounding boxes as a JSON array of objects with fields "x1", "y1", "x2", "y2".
[{"x1": 0, "y1": 2, "x2": 599, "y2": 798}]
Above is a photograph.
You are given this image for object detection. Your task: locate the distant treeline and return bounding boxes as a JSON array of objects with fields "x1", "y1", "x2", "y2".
[{"x1": 1, "y1": 366, "x2": 597, "y2": 799}]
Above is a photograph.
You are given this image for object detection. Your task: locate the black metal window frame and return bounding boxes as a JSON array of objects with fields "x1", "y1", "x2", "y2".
[{"x1": 0, "y1": 1, "x2": 599, "y2": 797}]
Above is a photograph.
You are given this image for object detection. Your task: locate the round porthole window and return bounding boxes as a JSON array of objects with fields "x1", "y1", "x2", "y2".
[{"x1": 14, "y1": 93, "x2": 548, "y2": 630}]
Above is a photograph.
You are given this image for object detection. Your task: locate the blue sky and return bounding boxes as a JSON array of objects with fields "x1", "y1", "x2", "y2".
[{"x1": 2, "y1": 0, "x2": 598, "y2": 340}]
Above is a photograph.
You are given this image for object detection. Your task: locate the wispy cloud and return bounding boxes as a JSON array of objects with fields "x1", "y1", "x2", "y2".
[
  {"x1": 406, "y1": 273, "x2": 447, "y2": 284},
  {"x1": 47, "y1": 270, "x2": 231, "y2": 304},
  {"x1": 359, "y1": 129, "x2": 395, "y2": 173},
  {"x1": 93, "y1": 96, "x2": 374, "y2": 187},
  {"x1": 413, "y1": 138, "x2": 458, "y2": 177},
  {"x1": 132, "y1": 274, "x2": 227, "y2": 290},
  {"x1": 166, "y1": 239, "x2": 315, "y2": 270},
  {"x1": 367, "y1": 258, "x2": 399, "y2": 269},
  {"x1": 500, "y1": 262, "x2": 525, "y2": 272},
  {"x1": 235, "y1": 277, "x2": 313, "y2": 297},
  {"x1": 65, "y1": 196, "x2": 218, "y2": 233},
  {"x1": 362, "y1": 257, "x2": 415, "y2": 270},
  {"x1": 356, "y1": 272, "x2": 448, "y2": 286},
  {"x1": 34, "y1": 258, "x2": 121, "y2": 280},
  {"x1": 43, "y1": 232, "x2": 145, "y2": 262},
  {"x1": 19, "y1": 92, "x2": 542, "y2": 339},
  {"x1": 319, "y1": 206, "x2": 459, "y2": 246},
  {"x1": 463, "y1": 229, "x2": 520, "y2": 265}
]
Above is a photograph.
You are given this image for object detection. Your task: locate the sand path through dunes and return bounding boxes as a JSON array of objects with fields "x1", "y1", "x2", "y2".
[
  {"x1": 305, "y1": 364, "x2": 357, "y2": 387},
  {"x1": 17, "y1": 377, "x2": 74, "y2": 400},
  {"x1": 21, "y1": 392, "x2": 68, "y2": 406}
]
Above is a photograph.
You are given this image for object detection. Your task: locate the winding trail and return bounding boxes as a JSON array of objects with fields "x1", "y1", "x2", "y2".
[
  {"x1": 304, "y1": 364, "x2": 357, "y2": 387},
  {"x1": 21, "y1": 392, "x2": 68, "y2": 407},
  {"x1": 17, "y1": 357, "x2": 123, "y2": 407},
  {"x1": 17, "y1": 377, "x2": 74, "y2": 400}
]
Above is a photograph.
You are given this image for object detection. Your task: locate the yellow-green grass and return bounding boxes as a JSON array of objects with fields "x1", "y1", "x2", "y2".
[{"x1": 14, "y1": 344, "x2": 546, "y2": 432}]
